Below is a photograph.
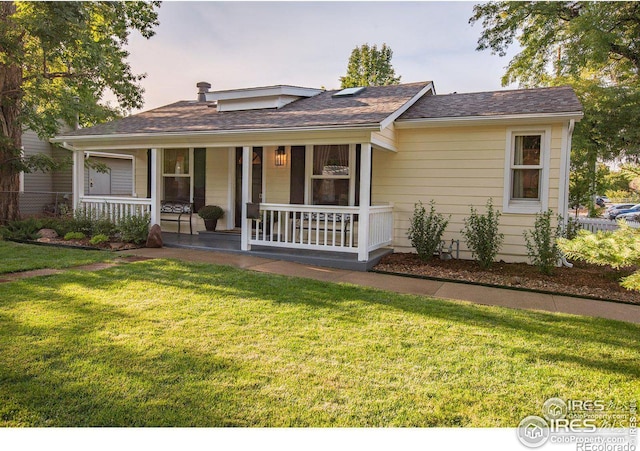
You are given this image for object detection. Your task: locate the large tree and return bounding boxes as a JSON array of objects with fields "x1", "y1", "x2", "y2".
[
  {"x1": 0, "y1": 1, "x2": 160, "y2": 222},
  {"x1": 340, "y1": 43, "x2": 401, "y2": 89},
  {"x1": 470, "y1": 2, "x2": 640, "y2": 174}
]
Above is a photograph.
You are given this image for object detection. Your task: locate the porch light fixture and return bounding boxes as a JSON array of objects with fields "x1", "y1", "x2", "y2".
[{"x1": 275, "y1": 146, "x2": 286, "y2": 167}]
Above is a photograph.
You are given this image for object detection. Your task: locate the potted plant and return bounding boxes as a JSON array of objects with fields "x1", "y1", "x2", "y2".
[{"x1": 198, "y1": 205, "x2": 224, "y2": 231}]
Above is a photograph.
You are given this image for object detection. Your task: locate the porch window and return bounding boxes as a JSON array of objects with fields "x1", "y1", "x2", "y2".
[
  {"x1": 163, "y1": 148, "x2": 191, "y2": 202},
  {"x1": 311, "y1": 145, "x2": 351, "y2": 205},
  {"x1": 504, "y1": 128, "x2": 550, "y2": 214}
]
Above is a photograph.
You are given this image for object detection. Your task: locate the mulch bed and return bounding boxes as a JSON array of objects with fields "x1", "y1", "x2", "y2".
[
  {"x1": 34, "y1": 236, "x2": 143, "y2": 251},
  {"x1": 374, "y1": 253, "x2": 640, "y2": 305}
]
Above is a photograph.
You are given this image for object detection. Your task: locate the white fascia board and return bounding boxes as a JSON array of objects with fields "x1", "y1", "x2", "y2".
[
  {"x1": 206, "y1": 85, "x2": 323, "y2": 102},
  {"x1": 379, "y1": 82, "x2": 435, "y2": 131},
  {"x1": 84, "y1": 151, "x2": 134, "y2": 160},
  {"x1": 395, "y1": 111, "x2": 584, "y2": 128},
  {"x1": 51, "y1": 123, "x2": 381, "y2": 148}
]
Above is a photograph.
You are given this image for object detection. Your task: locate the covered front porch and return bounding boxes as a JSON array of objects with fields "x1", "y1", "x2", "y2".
[{"x1": 69, "y1": 141, "x2": 396, "y2": 269}]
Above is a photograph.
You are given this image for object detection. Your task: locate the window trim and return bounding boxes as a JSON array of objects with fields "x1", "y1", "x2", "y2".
[
  {"x1": 162, "y1": 148, "x2": 194, "y2": 202},
  {"x1": 503, "y1": 127, "x2": 551, "y2": 214}
]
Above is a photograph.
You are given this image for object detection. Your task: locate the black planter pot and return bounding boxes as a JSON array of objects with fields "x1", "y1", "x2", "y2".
[{"x1": 203, "y1": 219, "x2": 218, "y2": 231}]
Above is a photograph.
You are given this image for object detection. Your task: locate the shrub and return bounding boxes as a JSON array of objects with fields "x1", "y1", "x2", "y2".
[
  {"x1": 118, "y1": 213, "x2": 150, "y2": 244},
  {"x1": 69, "y1": 208, "x2": 94, "y2": 236},
  {"x1": 93, "y1": 218, "x2": 117, "y2": 237},
  {"x1": 64, "y1": 231, "x2": 85, "y2": 240},
  {"x1": 0, "y1": 218, "x2": 43, "y2": 240},
  {"x1": 563, "y1": 216, "x2": 581, "y2": 241},
  {"x1": 197, "y1": 205, "x2": 225, "y2": 220},
  {"x1": 558, "y1": 222, "x2": 640, "y2": 291},
  {"x1": 523, "y1": 210, "x2": 564, "y2": 275},
  {"x1": 89, "y1": 234, "x2": 110, "y2": 245},
  {"x1": 407, "y1": 200, "x2": 449, "y2": 260},
  {"x1": 461, "y1": 198, "x2": 504, "y2": 269}
]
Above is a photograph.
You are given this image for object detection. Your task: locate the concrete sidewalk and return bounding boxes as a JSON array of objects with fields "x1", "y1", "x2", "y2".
[{"x1": 121, "y1": 247, "x2": 640, "y2": 325}]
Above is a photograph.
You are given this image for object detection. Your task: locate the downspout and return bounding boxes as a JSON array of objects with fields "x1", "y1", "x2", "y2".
[{"x1": 561, "y1": 119, "x2": 576, "y2": 268}]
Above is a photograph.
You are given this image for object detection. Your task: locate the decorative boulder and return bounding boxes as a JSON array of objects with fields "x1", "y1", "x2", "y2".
[
  {"x1": 146, "y1": 224, "x2": 163, "y2": 248},
  {"x1": 38, "y1": 229, "x2": 59, "y2": 239}
]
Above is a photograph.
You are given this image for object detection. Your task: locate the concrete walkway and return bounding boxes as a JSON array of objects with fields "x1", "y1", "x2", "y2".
[{"x1": 120, "y1": 247, "x2": 640, "y2": 325}]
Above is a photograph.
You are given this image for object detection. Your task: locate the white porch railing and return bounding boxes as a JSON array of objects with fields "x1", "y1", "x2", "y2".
[
  {"x1": 249, "y1": 204, "x2": 359, "y2": 252},
  {"x1": 78, "y1": 196, "x2": 152, "y2": 224},
  {"x1": 248, "y1": 203, "x2": 394, "y2": 256},
  {"x1": 368, "y1": 205, "x2": 394, "y2": 251},
  {"x1": 576, "y1": 217, "x2": 640, "y2": 233}
]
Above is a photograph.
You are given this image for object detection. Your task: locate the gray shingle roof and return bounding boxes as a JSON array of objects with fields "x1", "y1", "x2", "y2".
[
  {"x1": 64, "y1": 82, "x2": 431, "y2": 137},
  {"x1": 399, "y1": 85, "x2": 582, "y2": 120}
]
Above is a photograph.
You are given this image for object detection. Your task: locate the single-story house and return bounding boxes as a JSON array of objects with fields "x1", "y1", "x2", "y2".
[{"x1": 52, "y1": 80, "x2": 583, "y2": 268}]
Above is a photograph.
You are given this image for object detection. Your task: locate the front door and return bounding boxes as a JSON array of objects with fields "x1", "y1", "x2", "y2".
[
  {"x1": 235, "y1": 147, "x2": 263, "y2": 227},
  {"x1": 88, "y1": 166, "x2": 112, "y2": 195}
]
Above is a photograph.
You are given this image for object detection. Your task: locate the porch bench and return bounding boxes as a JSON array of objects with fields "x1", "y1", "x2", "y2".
[{"x1": 160, "y1": 200, "x2": 193, "y2": 235}]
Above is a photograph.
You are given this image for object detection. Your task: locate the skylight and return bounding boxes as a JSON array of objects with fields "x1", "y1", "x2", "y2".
[{"x1": 332, "y1": 86, "x2": 366, "y2": 97}]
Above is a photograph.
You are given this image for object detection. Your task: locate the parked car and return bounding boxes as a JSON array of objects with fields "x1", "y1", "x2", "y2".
[
  {"x1": 609, "y1": 204, "x2": 640, "y2": 220},
  {"x1": 615, "y1": 211, "x2": 640, "y2": 222},
  {"x1": 604, "y1": 203, "x2": 635, "y2": 217},
  {"x1": 596, "y1": 196, "x2": 610, "y2": 207}
]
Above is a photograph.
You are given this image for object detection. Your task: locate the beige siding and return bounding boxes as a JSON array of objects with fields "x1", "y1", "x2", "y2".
[
  {"x1": 373, "y1": 123, "x2": 566, "y2": 262},
  {"x1": 199, "y1": 148, "x2": 231, "y2": 231},
  {"x1": 264, "y1": 145, "x2": 291, "y2": 204},
  {"x1": 22, "y1": 130, "x2": 54, "y2": 193},
  {"x1": 371, "y1": 124, "x2": 397, "y2": 151}
]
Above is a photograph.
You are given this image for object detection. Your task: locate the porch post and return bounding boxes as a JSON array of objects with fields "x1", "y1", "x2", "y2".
[
  {"x1": 72, "y1": 150, "x2": 84, "y2": 210},
  {"x1": 357, "y1": 143, "x2": 372, "y2": 261},
  {"x1": 150, "y1": 148, "x2": 162, "y2": 225},
  {"x1": 241, "y1": 146, "x2": 251, "y2": 251}
]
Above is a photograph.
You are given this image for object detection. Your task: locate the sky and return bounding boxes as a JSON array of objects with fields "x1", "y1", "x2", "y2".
[{"x1": 123, "y1": 1, "x2": 521, "y2": 113}]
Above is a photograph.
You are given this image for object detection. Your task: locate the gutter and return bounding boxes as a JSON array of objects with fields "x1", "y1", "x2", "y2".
[
  {"x1": 50, "y1": 123, "x2": 381, "y2": 145},
  {"x1": 395, "y1": 111, "x2": 584, "y2": 128}
]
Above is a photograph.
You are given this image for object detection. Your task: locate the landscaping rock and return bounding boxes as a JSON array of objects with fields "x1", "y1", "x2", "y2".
[
  {"x1": 38, "y1": 228, "x2": 59, "y2": 239},
  {"x1": 146, "y1": 224, "x2": 163, "y2": 248},
  {"x1": 109, "y1": 242, "x2": 125, "y2": 250}
]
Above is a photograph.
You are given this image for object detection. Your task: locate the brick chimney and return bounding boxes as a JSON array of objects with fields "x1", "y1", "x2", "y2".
[{"x1": 196, "y1": 81, "x2": 211, "y2": 102}]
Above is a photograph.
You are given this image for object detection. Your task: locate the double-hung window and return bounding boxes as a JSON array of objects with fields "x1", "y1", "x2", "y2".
[
  {"x1": 310, "y1": 144, "x2": 354, "y2": 206},
  {"x1": 163, "y1": 148, "x2": 192, "y2": 202},
  {"x1": 504, "y1": 128, "x2": 550, "y2": 213}
]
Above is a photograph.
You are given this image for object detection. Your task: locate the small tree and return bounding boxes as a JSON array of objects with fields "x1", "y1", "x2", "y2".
[
  {"x1": 339, "y1": 43, "x2": 401, "y2": 88},
  {"x1": 461, "y1": 199, "x2": 504, "y2": 269},
  {"x1": 407, "y1": 200, "x2": 449, "y2": 261},
  {"x1": 558, "y1": 222, "x2": 640, "y2": 291},
  {"x1": 524, "y1": 210, "x2": 564, "y2": 275}
]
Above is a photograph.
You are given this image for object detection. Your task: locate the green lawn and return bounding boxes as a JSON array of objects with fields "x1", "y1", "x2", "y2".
[
  {"x1": 0, "y1": 250, "x2": 638, "y2": 426},
  {"x1": 0, "y1": 240, "x2": 114, "y2": 274}
]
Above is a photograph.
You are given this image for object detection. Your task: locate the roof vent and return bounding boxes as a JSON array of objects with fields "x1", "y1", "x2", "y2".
[
  {"x1": 333, "y1": 86, "x2": 366, "y2": 97},
  {"x1": 197, "y1": 81, "x2": 211, "y2": 102}
]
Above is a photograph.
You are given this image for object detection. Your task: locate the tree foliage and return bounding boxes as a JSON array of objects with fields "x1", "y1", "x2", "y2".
[
  {"x1": 558, "y1": 222, "x2": 640, "y2": 291},
  {"x1": 0, "y1": 1, "x2": 160, "y2": 221},
  {"x1": 470, "y1": 2, "x2": 640, "y2": 162},
  {"x1": 340, "y1": 43, "x2": 401, "y2": 88}
]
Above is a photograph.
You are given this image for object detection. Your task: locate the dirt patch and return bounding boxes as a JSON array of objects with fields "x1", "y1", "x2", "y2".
[{"x1": 374, "y1": 253, "x2": 640, "y2": 305}]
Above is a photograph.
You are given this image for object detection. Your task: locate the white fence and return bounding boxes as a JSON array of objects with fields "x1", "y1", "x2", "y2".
[
  {"x1": 576, "y1": 217, "x2": 640, "y2": 233},
  {"x1": 79, "y1": 196, "x2": 152, "y2": 224}
]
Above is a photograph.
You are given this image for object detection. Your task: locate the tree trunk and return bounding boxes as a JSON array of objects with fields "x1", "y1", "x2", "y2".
[{"x1": 0, "y1": 1, "x2": 23, "y2": 223}]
